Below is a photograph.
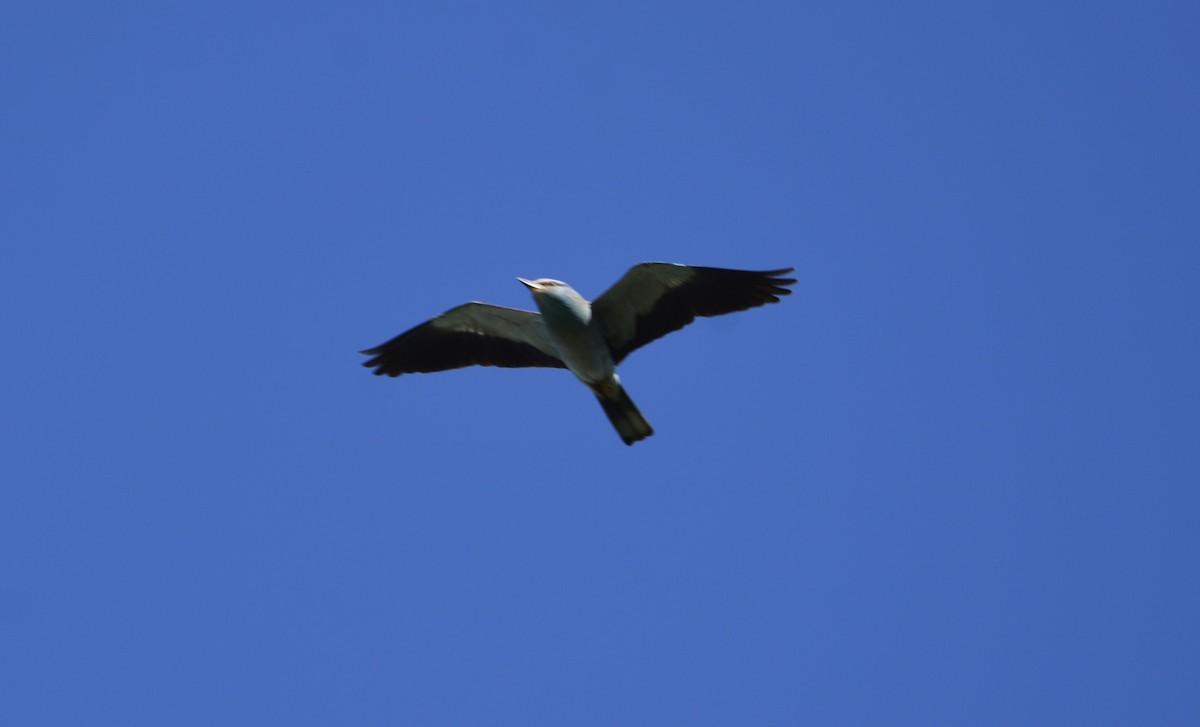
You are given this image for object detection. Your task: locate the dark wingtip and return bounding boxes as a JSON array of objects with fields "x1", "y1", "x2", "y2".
[
  {"x1": 360, "y1": 348, "x2": 398, "y2": 376},
  {"x1": 762, "y1": 268, "x2": 797, "y2": 298}
]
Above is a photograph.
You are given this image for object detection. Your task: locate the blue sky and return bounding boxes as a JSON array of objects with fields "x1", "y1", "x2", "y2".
[{"x1": 2, "y1": 1, "x2": 1197, "y2": 724}]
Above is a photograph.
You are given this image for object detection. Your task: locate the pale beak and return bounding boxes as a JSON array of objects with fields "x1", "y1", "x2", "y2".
[{"x1": 517, "y1": 277, "x2": 538, "y2": 290}]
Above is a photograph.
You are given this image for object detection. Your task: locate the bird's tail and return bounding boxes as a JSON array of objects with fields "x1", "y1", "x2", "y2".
[{"x1": 594, "y1": 380, "x2": 654, "y2": 446}]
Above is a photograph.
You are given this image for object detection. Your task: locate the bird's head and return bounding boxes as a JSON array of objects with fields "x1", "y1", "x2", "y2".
[
  {"x1": 517, "y1": 277, "x2": 568, "y2": 293},
  {"x1": 517, "y1": 277, "x2": 590, "y2": 319}
]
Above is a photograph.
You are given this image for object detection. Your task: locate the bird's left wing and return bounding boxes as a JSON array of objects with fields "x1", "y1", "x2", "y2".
[
  {"x1": 592, "y1": 263, "x2": 796, "y2": 363},
  {"x1": 361, "y1": 302, "x2": 566, "y2": 376}
]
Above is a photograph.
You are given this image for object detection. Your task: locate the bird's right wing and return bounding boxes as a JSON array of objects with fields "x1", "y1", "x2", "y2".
[
  {"x1": 592, "y1": 263, "x2": 796, "y2": 363},
  {"x1": 361, "y1": 303, "x2": 566, "y2": 376}
]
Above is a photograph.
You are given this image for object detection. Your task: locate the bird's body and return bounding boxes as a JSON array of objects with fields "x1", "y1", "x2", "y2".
[
  {"x1": 522, "y1": 279, "x2": 610, "y2": 383},
  {"x1": 361, "y1": 263, "x2": 795, "y2": 445},
  {"x1": 518, "y1": 277, "x2": 653, "y2": 444}
]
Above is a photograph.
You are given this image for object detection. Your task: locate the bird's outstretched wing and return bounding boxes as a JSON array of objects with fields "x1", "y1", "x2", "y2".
[
  {"x1": 361, "y1": 303, "x2": 566, "y2": 376},
  {"x1": 592, "y1": 263, "x2": 796, "y2": 363}
]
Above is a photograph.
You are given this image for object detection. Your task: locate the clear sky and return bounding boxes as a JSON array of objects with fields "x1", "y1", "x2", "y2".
[{"x1": 2, "y1": 2, "x2": 1197, "y2": 724}]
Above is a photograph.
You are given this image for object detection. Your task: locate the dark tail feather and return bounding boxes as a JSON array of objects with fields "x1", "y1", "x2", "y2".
[{"x1": 596, "y1": 384, "x2": 654, "y2": 445}]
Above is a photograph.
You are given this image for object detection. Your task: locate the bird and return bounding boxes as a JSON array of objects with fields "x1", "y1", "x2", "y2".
[{"x1": 360, "y1": 263, "x2": 796, "y2": 445}]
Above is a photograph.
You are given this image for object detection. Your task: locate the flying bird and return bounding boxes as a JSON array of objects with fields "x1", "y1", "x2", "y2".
[{"x1": 360, "y1": 263, "x2": 796, "y2": 445}]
